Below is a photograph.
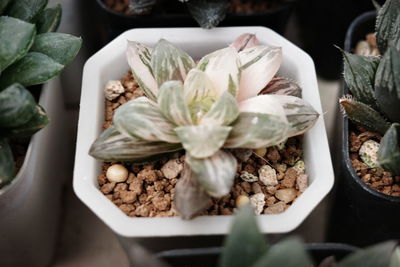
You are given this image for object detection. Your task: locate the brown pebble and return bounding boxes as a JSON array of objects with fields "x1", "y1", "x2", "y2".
[
  {"x1": 152, "y1": 195, "x2": 171, "y2": 211},
  {"x1": 100, "y1": 183, "x2": 116, "y2": 194},
  {"x1": 281, "y1": 168, "x2": 297, "y2": 188},
  {"x1": 129, "y1": 177, "x2": 143, "y2": 195},
  {"x1": 120, "y1": 191, "x2": 137, "y2": 204},
  {"x1": 137, "y1": 169, "x2": 158, "y2": 182}
]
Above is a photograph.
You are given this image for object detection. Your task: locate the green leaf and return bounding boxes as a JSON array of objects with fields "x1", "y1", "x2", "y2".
[
  {"x1": 186, "y1": 150, "x2": 237, "y2": 197},
  {"x1": 374, "y1": 46, "x2": 400, "y2": 123},
  {"x1": 377, "y1": 123, "x2": 400, "y2": 175},
  {"x1": 186, "y1": 0, "x2": 229, "y2": 29},
  {"x1": 338, "y1": 241, "x2": 397, "y2": 267},
  {"x1": 89, "y1": 126, "x2": 182, "y2": 162},
  {"x1": 35, "y1": 4, "x2": 62, "y2": 33},
  {"x1": 0, "y1": 0, "x2": 12, "y2": 14},
  {"x1": 390, "y1": 247, "x2": 400, "y2": 267},
  {"x1": 340, "y1": 49, "x2": 380, "y2": 108},
  {"x1": 0, "y1": 138, "x2": 15, "y2": 189},
  {"x1": 252, "y1": 237, "x2": 313, "y2": 267},
  {"x1": 151, "y1": 39, "x2": 195, "y2": 86},
  {"x1": 0, "y1": 83, "x2": 36, "y2": 128},
  {"x1": 113, "y1": 97, "x2": 179, "y2": 143},
  {"x1": 0, "y1": 52, "x2": 64, "y2": 89},
  {"x1": 375, "y1": 0, "x2": 400, "y2": 53},
  {"x1": 197, "y1": 46, "x2": 240, "y2": 97},
  {"x1": 237, "y1": 45, "x2": 282, "y2": 102},
  {"x1": 200, "y1": 91, "x2": 240, "y2": 126},
  {"x1": 0, "y1": 16, "x2": 35, "y2": 72},
  {"x1": 339, "y1": 97, "x2": 391, "y2": 135},
  {"x1": 157, "y1": 81, "x2": 193, "y2": 126},
  {"x1": 219, "y1": 204, "x2": 268, "y2": 267},
  {"x1": 175, "y1": 125, "x2": 231, "y2": 158},
  {"x1": 174, "y1": 163, "x2": 211, "y2": 220},
  {"x1": 6, "y1": 0, "x2": 48, "y2": 22},
  {"x1": 259, "y1": 77, "x2": 302, "y2": 98},
  {"x1": 30, "y1": 32, "x2": 81, "y2": 65}
]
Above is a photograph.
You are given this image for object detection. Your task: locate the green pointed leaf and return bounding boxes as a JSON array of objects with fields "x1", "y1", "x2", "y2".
[
  {"x1": 200, "y1": 91, "x2": 239, "y2": 126},
  {"x1": 89, "y1": 126, "x2": 182, "y2": 162},
  {"x1": 252, "y1": 237, "x2": 313, "y2": 267},
  {"x1": 338, "y1": 241, "x2": 397, "y2": 267},
  {"x1": 0, "y1": 16, "x2": 35, "y2": 72},
  {"x1": 219, "y1": 204, "x2": 267, "y2": 267},
  {"x1": 377, "y1": 123, "x2": 400, "y2": 175},
  {"x1": 113, "y1": 97, "x2": 179, "y2": 143},
  {"x1": 174, "y1": 163, "x2": 211, "y2": 220},
  {"x1": 0, "y1": 0, "x2": 12, "y2": 14},
  {"x1": 6, "y1": 0, "x2": 48, "y2": 22},
  {"x1": 186, "y1": 150, "x2": 237, "y2": 197},
  {"x1": 30, "y1": 33, "x2": 82, "y2": 65},
  {"x1": 375, "y1": 0, "x2": 400, "y2": 53},
  {"x1": 0, "y1": 83, "x2": 36, "y2": 128},
  {"x1": 375, "y1": 46, "x2": 400, "y2": 123},
  {"x1": 151, "y1": 39, "x2": 195, "y2": 86},
  {"x1": 197, "y1": 46, "x2": 240, "y2": 97},
  {"x1": 339, "y1": 97, "x2": 391, "y2": 135},
  {"x1": 35, "y1": 4, "x2": 62, "y2": 33},
  {"x1": 0, "y1": 138, "x2": 15, "y2": 189},
  {"x1": 175, "y1": 125, "x2": 231, "y2": 158},
  {"x1": 126, "y1": 41, "x2": 158, "y2": 101},
  {"x1": 232, "y1": 33, "x2": 260, "y2": 52},
  {"x1": 157, "y1": 81, "x2": 192, "y2": 126},
  {"x1": 186, "y1": 0, "x2": 229, "y2": 29},
  {"x1": 259, "y1": 77, "x2": 302, "y2": 98},
  {"x1": 237, "y1": 45, "x2": 282, "y2": 101},
  {"x1": 0, "y1": 52, "x2": 64, "y2": 89},
  {"x1": 390, "y1": 247, "x2": 400, "y2": 267}
]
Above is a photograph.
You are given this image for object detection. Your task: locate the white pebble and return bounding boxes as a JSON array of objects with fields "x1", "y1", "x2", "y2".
[
  {"x1": 259, "y1": 165, "x2": 278, "y2": 186},
  {"x1": 240, "y1": 172, "x2": 258, "y2": 182},
  {"x1": 250, "y1": 193, "x2": 265, "y2": 215},
  {"x1": 161, "y1": 159, "x2": 183, "y2": 179},
  {"x1": 293, "y1": 160, "x2": 305, "y2": 174},
  {"x1": 359, "y1": 140, "x2": 380, "y2": 168},
  {"x1": 106, "y1": 164, "x2": 129, "y2": 183},
  {"x1": 104, "y1": 80, "x2": 125, "y2": 101},
  {"x1": 275, "y1": 188, "x2": 297, "y2": 203}
]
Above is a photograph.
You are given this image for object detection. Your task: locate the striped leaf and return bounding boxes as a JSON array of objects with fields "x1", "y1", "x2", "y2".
[
  {"x1": 377, "y1": 123, "x2": 400, "y2": 175},
  {"x1": 375, "y1": 0, "x2": 400, "y2": 53},
  {"x1": 89, "y1": 126, "x2": 182, "y2": 162},
  {"x1": 197, "y1": 46, "x2": 241, "y2": 97},
  {"x1": 175, "y1": 124, "x2": 231, "y2": 158},
  {"x1": 232, "y1": 33, "x2": 260, "y2": 52},
  {"x1": 158, "y1": 81, "x2": 192, "y2": 126},
  {"x1": 0, "y1": 138, "x2": 15, "y2": 189},
  {"x1": 259, "y1": 77, "x2": 302, "y2": 97},
  {"x1": 186, "y1": 150, "x2": 237, "y2": 197},
  {"x1": 151, "y1": 39, "x2": 195, "y2": 86},
  {"x1": 126, "y1": 41, "x2": 158, "y2": 101},
  {"x1": 113, "y1": 97, "x2": 179, "y2": 143},
  {"x1": 237, "y1": 45, "x2": 282, "y2": 102},
  {"x1": 200, "y1": 91, "x2": 239, "y2": 126},
  {"x1": 6, "y1": 0, "x2": 48, "y2": 22}
]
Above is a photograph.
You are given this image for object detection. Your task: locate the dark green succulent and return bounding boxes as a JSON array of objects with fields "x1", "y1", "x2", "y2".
[
  {"x1": 339, "y1": 0, "x2": 400, "y2": 175},
  {"x1": 0, "y1": 0, "x2": 81, "y2": 189}
]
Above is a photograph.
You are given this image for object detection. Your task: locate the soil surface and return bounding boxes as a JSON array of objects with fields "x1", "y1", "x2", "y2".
[{"x1": 97, "y1": 71, "x2": 307, "y2": 217}]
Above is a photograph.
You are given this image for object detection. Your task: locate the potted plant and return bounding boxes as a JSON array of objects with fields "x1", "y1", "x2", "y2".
[
  {"x1": 74, "y1": 26, "x2": 333, "y2": 252},
  {"x1": 0, "y1": 1, "x2": 81, "y2": 265},
  {"x1": 329, "y1": 0, "x2": 400, "y2": 246}
]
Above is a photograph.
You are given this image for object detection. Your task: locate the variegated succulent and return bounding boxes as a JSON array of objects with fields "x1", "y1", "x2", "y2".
[
  {"x1": 339, "y1": 0, "x2": 400, "y2": 175},
  {"x1": 90, "y1": 33, "x2": 319, "y2": 219}
]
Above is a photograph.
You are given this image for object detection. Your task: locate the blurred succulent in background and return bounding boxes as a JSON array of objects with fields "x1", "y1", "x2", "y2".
[
  {"x1": 339, "y1": 0, "x2": 400, "y2": 175},
  {"x1": 90, "y1": 33, "x2": 318, "y2": 218},
  {"x1": 0, "y1": 0, "x2": 82, "y2": 188}
]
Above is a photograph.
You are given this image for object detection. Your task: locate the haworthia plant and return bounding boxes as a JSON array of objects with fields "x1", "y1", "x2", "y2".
[
  {"x1": 91, "y1": 33, "x2": 319, "y2": 219},
  {"x1": 375, "y1": 0, "x2": 400, "y2": 53},
  {"x1": 377, "y1": 123, "x2": 400, "y2": 175},
  {"x1": 35, "y1": 4, "x2": 62, "y2": 33}
]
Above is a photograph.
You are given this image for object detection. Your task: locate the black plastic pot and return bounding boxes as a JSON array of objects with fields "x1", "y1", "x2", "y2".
[
  {"x1": 328, "y1": 11, "x2": 400, "y2": 247},
  {"x1": 156, "y1": 243, "x2": 358, "y2": 267},
  {"x1": 94, "y1": 0, "x2": 294, "y2": 45}
]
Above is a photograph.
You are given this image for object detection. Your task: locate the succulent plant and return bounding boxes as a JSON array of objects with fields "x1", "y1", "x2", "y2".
[
  {"x1": 90, "y1": 33, "x2": 319, "y2": 219},
  {"x1": 339, "y1": 0, "x2": 400, "y2": 175},
  {"x1": 0, "y1": 0, "x2": 81, "y2": 188}
]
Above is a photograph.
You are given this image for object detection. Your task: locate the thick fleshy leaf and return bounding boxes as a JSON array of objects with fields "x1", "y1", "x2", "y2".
[
  {"x1": 30, "y1": 33, "x2": 82, "y2": 65},
  {"x1": 259, "y1": 77, "x2": 302, "y2": 97},
  {"x1": 113, "y1": 97, "x2": 180, "y2": 143},
  {"x1": 157, "y1": 81, "x2": 192, "y2": 126},
  {"x1": 197, "y1": 46, "x2": 241, "y2": 97},
  {"x1": 252, "y1": 238, "x2": 312, "y2": 267},
  {"x1": 375, "y1": 0, "x2": 400, "y2": 53},
  {"x1": 377, "y1": 123, "x2": 400, "y2": 175},
  {"x1": 219, "y1": 204, "x2": 268, "y2": 267},
  {"x1": 35, "y1": 4, "x2": 62, "y2": 33},
  {"x1": 236, "y1": 45, "x2": 282, "y2": 102},
  {"x1": 174, "y1": 163, "x2": 211, "y2": 220},
  {"x1": 89, "y1": 126, "x2": 182, "y2": 162},
  {"x1": 271, "y1": 95, "x2": 319, "y2": 137},
  {"x1": 126, "y1": 41, "x2": 158, "y2": 100},
  {"x1": 0, "y1": 52, "x2": 64, "y2": 89},
  {"x1": 151, "y1": 39, "x2": 195, "y2": 86},
  {"x1": 186, "y1": 150, "x2": 237, "y2": 197},
  {"x1": 128, "y1": 0, "x2": 157, "y2": 13},
  {"x1": 0, "y1": 16, "x2": 35, "y2": 72},
  {"x1": 0, "y1": 138, "x2": 15, "y2": 189},
  {"x1": 6, "y1": 0, "x2": 48, "y2": 22},
  {"x1": 186, "y1": 0, "x2": 229, "y2": 29},
  {"x1": 200, "y1": 91, "x2": 239, "y2": 126},
  {"x1": 175, "y1": 125, "x2": 231, "y2": 158},
  {"x1": 232, "y1": 33, "x2": 260, "y2": 52}
]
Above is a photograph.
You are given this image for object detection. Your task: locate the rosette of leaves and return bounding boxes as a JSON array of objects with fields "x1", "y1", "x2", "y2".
[
  {"x1": 338, "y1": 0, "x2": 400, "y2": 175},
  {"x1": 90, "y1": 33, "x2": 319, "y2": 219},
  {"x1": 0, "y1": 0, "x2": 82, "y2": 189}
]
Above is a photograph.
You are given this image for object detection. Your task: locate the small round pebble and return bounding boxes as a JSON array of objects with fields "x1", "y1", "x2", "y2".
[
  {"x1": 254, "y1": 147, "x2": 267, "y2": 157},
  {"x1": 106, "y1": 164, "x2": 129, "y2": 183},
  {"x1": 235, "y1": 195, "x2": 250, "y2": 207}
]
